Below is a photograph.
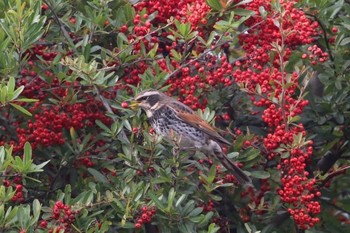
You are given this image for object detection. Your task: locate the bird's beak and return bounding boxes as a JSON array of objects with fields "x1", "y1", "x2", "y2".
[{"x1": 129, "y1": 100, "x2": 140, "y2": 110}]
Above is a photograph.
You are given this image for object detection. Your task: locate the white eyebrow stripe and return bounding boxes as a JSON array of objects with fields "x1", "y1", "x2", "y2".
[
  {"x1": 136, "y1": 91, "x2": 161, "y2": 100},
  {"x1": 150, "y1": 102, "x2": 160, "y2": 110}
]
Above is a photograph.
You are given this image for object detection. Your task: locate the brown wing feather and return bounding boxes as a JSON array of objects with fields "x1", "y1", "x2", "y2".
[{"x1": 175, "y1": 109, "x2": 231, "y2": 145}]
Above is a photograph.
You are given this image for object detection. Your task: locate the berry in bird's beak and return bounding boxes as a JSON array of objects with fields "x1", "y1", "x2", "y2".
[{"x1": 121, "y1": 102, "x2": 129, "y2": 108}]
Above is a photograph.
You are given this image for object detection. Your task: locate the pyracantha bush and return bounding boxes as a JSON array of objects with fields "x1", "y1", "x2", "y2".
[{"x1": 0, "y1": 0, "x2": 350, "y2": 232}]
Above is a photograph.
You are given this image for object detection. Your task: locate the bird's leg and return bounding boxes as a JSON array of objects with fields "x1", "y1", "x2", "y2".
[{"x1": 169, "y1": 129, "x2": 182, "y2": 159}]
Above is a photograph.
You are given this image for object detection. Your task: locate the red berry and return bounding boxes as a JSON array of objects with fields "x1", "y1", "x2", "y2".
[
  {"x1": 141, "y1": 213, "x2": 148, "y2": 220},
  {"x1": 16, "y1": 184, "x2": 23, "y2": 192},
  {"x1": 41, "y1": 4, "x2": 48, "y2": 11},
  {"x1": 39, "y1": 220, "x2": 48, "y2": 228},
  {"x1": 331, "y1": 26, "x2": 338, "y2": 33},
  {"x1": 121, "y1": 102, "x2": 129, "y2": 108},
  {"x1": 3, "y1": 180, "x2": 10, "y2": 187},
  {"x1": 120, "y1": 25, "x2": 128, "y2": 32},
  {"x1": 69, "y1": 17, "x2": 76, "y2": 24}
]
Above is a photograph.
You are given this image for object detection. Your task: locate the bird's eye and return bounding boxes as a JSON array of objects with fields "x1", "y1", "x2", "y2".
[{"x1": 137, "y1": 96, "x2": 149, "y2": 101}]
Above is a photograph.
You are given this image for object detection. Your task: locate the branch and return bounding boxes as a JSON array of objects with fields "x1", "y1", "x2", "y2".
[
  {"x1": 319, "y1": 196, "x2": 350, "y2": 216},
  {"x1": 317, "y1": 165, "x2": 350, "y2": 188},
  {"x1": 43, "y1": 0, "x2": 76, "y2": 51}
]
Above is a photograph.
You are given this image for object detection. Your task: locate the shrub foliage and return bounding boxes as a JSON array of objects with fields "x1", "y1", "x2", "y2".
[{"x1": 0, "y1": 0, "x2": 350, "y2": 232}]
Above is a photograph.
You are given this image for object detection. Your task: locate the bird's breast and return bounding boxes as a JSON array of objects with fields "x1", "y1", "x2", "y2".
[{"x1": 148, "y1": 107, "x2": 208, "y2": 148}]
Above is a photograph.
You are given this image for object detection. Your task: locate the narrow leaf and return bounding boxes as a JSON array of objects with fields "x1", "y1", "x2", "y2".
[
  {"x1": 9, "y1": 103, "x2": 32, "y2": 116},
  {"x1": 88, "y1": 168, "x2": 108, "y2": 183}
]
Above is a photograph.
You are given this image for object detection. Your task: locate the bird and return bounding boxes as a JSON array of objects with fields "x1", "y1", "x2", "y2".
[{"x1": 130, "y1": 90, "x2": 252, "y2": 185}]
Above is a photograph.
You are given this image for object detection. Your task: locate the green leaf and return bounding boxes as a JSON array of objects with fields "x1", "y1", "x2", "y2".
[
  {"x1": 280, "y1": 152, "x2": 290, "y2": 159},
  {"x1": 88, "y1": 168, "x2": 108, "y2": 183},
  {"x1": 207, "y1": 223, "x2": 220, "y2": 233},
  {"x1": 95, "y1": 120, "x2": 112, "y2": 133},
  {"x1": 188, "y1": 207, "x2": 203, "y2": 217},
  {"x1": 206, "y1": 0, "x2": 223, "y2": 11},
  {"x1": 208, "y1": 165, "x2": 216, "y2": 184},
  {"x1": 8, "y1": 76, "x2": 15, "y2": 93},
  {"x1": 149, "y1": 191, "x2": 165, "y2": 210},
  {"x1": 234, "y1": 0, "x2": 253, "y2": 7},
  {"x1": 340, "y1": 37, "x2": 350, "y2": 46},
  {"x1": 259, "y1": 6, "x2": 267, "y2": 19},
  {"x1": 166, "y1": 188, "x2": 176, "y2": 211},
  {"x1": 148, "y1": 43, "x2": 159, "y2": 58},
  {"x1": 1, "y1": 86, "x2": 8, "y2": 104},
  {"x1": 198, "y1": 211, "x2": 214, "y2": 227},
  {"x1": 10, "y1": 85, "x2": 24, "y2": 100},
  {"x1": 122, "y1": 119, "x2": 132, "y2": 131},
  {"x1": 9, "y1": 103, "x2": 32, "y2": 116},
  {"x1": 23, "y1": 142, "x2": 32, "y2": 165},
  {"x1": 182, "y1": 200, "x2": 195, "y2": 215},
  {"x1": 31, "y1": 160, "x2": 50, "y2": 172},
  {"x1": 241, "y1": 147, "x2": 260, "y2": 162},
  {"x1": 250, "y1": 170, "x2": 270, "y2": 179},
  {"x1": 170, "y1": 49, "x2": 182, "y2": 61},
  {"x1": 4, "y1": 206, "x2": 18, "y2": 225},
  {"x1": 31, "y1": 199, "x2": 41, "y2": 224},
  {"x1": 175, "y1": 194, "x2": 187, "y2": 207},
  {"x1": 178, "y1": 222, "x2": 195, "y2": 233},
  {"x1": 14, "y1": 97, "x2": 38, "y2": 103}
]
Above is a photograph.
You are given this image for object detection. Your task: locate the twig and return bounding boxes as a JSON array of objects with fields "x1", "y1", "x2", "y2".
[
  {"x1": 319, "y1": 196, "x2": 350, "y2": 216},
  {"x1": 43, "y1": 0, "x2": 77, "y2": 51},
  {"x1": 317, "y1": 165, "x2": 350, "y2": 188}
]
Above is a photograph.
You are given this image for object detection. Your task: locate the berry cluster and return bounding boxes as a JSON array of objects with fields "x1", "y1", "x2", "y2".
[
  {"x1": 26, "y1": 43, "x2": 58, "y2": 62},
  {"x1": 263, "y1": 124, "x2": 307, "y2": 154},
  {"x1": 129, "y1": 14, "x2": 155, "y2": 52},
  {"x1": 239, "y1": 1, "x2": 319, "y2": 68},
  {"x1": 0, "y1": 59, "x2": 112, "y2": 155},
  {"x1": 199, "y1": 200, "x2": 215, "y2": 212},
  {"x1": 115, "y1": 13, "x2": 158, "y2": 94},
  {"x1": 6, "y1": 100, "x2": 111, "y2": 152},
  {"x1": 134, "y1": 0, "x2": 185, "y2": 24},
  {"x1": 11, "y1": 184, "x2": 24, "y2": 203},
  {"x1": 179, "y1": 0, "x2": 210, "y2": 28},
  {"x1": 212, "y1": 217, "x2": 229, "y2": 229},
  {"x1": 276, "y1": 144, "x2": 321, "y2": 229},
  {"x1": 302, "y1": 45, "x2": 329, "y2": 65},
  {"x1": 43, "y1": 201, "x2": 77, "y2": 232},
  {"x1": 134, "y1": 0, "x2": 210, "y2": 28},
  {"x1": 127, "y1": 1, "x2": 229, "y2": 110},
  {"x1": 232, "y1": 0, "x2": 322, "y2": 229},
  {"x1": 2, "y1": 179, "x2": 24, "y2": 203},
  {"x1": 134, "y1": 206, "x2": 156, "y2": 229},
  {"x1": 166, "y1": 56, "x2": 233, "y2": 110},
  {"x1": 117, "y1": 62, "x2": 145, "y2": 94}
]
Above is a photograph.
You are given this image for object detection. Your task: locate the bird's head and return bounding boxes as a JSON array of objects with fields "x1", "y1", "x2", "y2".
[{"x1": 130, "y1": 90, "x2": 167, "y2": 117}]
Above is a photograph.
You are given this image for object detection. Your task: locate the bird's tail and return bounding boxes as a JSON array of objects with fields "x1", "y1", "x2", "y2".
[{"x1": 216, "y1": 152, "x2": 252, "y2": 185}]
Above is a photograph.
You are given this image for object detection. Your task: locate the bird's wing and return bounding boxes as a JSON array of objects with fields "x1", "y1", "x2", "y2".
[
  {"x1": 170, "y1": 104, "x2": 231, "y2": 145},
  {"x1": 168, "y1": 101, "x2": 194, "y2": 113}
]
